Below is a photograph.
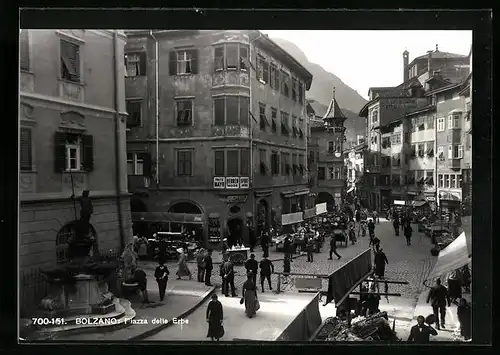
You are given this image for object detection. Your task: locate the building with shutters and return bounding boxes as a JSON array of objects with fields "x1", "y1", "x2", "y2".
[
  {"x1": 19, "y1": 29, "x2": 131, "y2": 271},
  {"x1": 124, "y1": 30, "x2": 313, "y2": 247}
]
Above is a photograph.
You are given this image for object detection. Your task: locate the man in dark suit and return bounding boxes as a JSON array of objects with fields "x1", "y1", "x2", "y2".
[
  {"x1": 222, "y1": 258, "x2": 237, "y2": 297},
  {"x1": 259, "y1": 256, "x2": 274, "y2": 292},
  {"x1": 244, "y1": 254, "x2": 258, "y2": 285},
  {"x1": 407, "y1": 315, "x2": 438, "y2": 343},
  {"x1": 427, "y1": 278, "x2": 450, "y2": 329},
  {"x1": 204, "y1": 250, "x2": 214, "y2": 286}
]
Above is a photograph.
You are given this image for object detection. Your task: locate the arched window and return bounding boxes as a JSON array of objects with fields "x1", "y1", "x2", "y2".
[{"x1": 55, "y1": 221, "x2": 97, "y2": 264}]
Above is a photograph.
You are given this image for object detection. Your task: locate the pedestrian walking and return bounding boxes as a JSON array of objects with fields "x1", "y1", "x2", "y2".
[
  {"x1": 206, "y1": 294, "x2": 224, "y2": 341},
  {"x1": 248, "y1": 226, "x2": 256, "y2": 252},
  {"x1": 374, "y1": 248, "x2": 388, "y2": 278},
  {"x1": 461, "y1": 265, "x2": 471, "y2": 293},
  {"x1": 261, "y1": 231, "x2": 270, "y2": 258},
  {"x1": 328, "y1": 235, "x2": 342, "y2": 260},
  {"x1": 426, "y1": 278, "x2": 451, "y2": 330},
  {"x1": 404, "y1": 223, "x2": 413, "y2": 246},
  {"x1": 367, "y1": 219, "x2": 376, "y2": 239},
  {"x1": 196, "y1": 248, "x2": 206, "y2": 282},
  {"x1": 457, "y1": 298, "x2": 471, "y2": 341},
  {"x1": 176, "y1": 248, "x2": 192, "y2": 280},
  {"x1": 283, "y1": 235, "x2": 294, "y2": 263},
  {"x1": 241, "y1": 272, "x2": 259, "y2": 318},
  {"x1": 393, "y1": 217, "x2": 400, "y2": 236},
  {"x1": 204, "y1": 249, "x2": 213, "y2": 286},
  {"x1": 222, "y1": 257, "x2": 237, "y2": 297},
  {"x1": 371, "y1": 235, "x2": 380, "y2": 253},
  {"x1": 306, "y1": 237, "x2": 314, "y2": 262},
  {"x1": 372, "y1": 210, "x2": 379, "y2": 224},
  {"x1": 407, "y1": 315, "x2": 438, "y2": 343},
  {"x1": 244, "y1": 254, "x2": 258, "y2": 285},
  {"x1": 154, "y1": 260, "x2": 169, "y2": 302},
  {"x1": 259, "y1": 256, "x2": 274, "y2": 292},
  {"x1": 131, "y1": 266, "x2": 150, "y2": 303}
]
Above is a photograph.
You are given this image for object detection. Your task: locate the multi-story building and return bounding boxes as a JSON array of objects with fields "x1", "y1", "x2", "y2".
[
  {"x1": 359, "y1": 46, "x2": 470, "y2": 211},
  {"x1": 19, "y1": 30, "x2": 131, "y2": 271},
  {"x1": 124, "y1": 30, "x2": 313, "y2": 246},
  {"x1": 306, "y1": 92, "x2": 347, "y2": 211},
  {"x1": 459, "y1": 72, "x2": 472, "y2": 214}
]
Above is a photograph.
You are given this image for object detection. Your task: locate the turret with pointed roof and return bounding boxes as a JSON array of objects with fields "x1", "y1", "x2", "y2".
[{"x1": 323, "y1": 87, "x2": 347, "y2": 129}]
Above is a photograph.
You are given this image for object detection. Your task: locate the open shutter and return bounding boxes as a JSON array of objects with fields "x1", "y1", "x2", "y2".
[
  {"x1": 20, "y1": 128, "x2": 32, "y2": 171},
  {"x1": 54, "y1": 132, "x2": 66, "y2": 173},
  {"x1": 20, "y1": 30, "x2": 30, "y2": 71},
  {"x1": 142, "y1": 153, "x2": 152, "y2": 177},
  {"x1": 190, "y1": 49, "x2": 198, "y2": 74},
  {"x1": 139, "y1": 52, "x2": 147, "y2": 75},
  {"x1": 169, "y1": 51, "x2": 176, "y2": 75},
  {"x1": 263, "y1": 60, "x2": 269, "y2": 83},
  {"x1": 82, "y1": 134, "x2": 94, "y2": 171}
]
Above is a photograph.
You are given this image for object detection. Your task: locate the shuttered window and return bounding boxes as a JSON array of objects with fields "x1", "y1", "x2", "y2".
[
  {"x1": 177, "y1": 150, "x2": 192, "y2": 176},
  {"x1": 214, "y1": 150, "x2": 225, "y2": 176},
  {"x1": 214, "y1": 98, "x2": 225, "y2": 125},
  {"x1": 226, "y1": 96, "x2": 239, "y2": 125},
  {"x1": 20, "y1": 128, "x2": 32, "y2": 171},
  {"x1": 60, "y1": 40, "x2": 80, "y2": 82},
  {"x1": 240, "y1": 149, "x2": 250, "y2": 176},
  {"x1": 20, "y1": 30, "x2": 30, "y2": 71},
  {"x1": 226, "y1": 150, "x2": 239, "y2": 176}
]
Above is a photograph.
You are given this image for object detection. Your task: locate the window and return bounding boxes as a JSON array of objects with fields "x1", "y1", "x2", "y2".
[
  {"x1": 299, "y1": 154, "x2": 305, "y2": 173},
  {"x1": 175, "y1": 50, "x2": 195, "y2": 74},
  {"x1": 213, "y1": 96, "x2": 250, "y2": 126},
  {"x1": 318, "y1": 167, "x2": 326, "y2": 180},
  {"x1": 382, "y1": 137, "x2": 391, "y2": 148},
  {"x1": 271, "y1": 108, "x2": 277, "y2": 132},
  {"x1": 417, "y1": 143, "x2": 425, "y2": 157},
  {"x1": 281, "y1": 153, "x2": 289, "y2": 175},
  {"x1": 298, "y1": 82, "x2": 304, "y2": 104},
  {"x1": 371, "y1": 110, "x2": 378, "y2": 123},
  {"x1": 334, "y1": 167, "x2": 341, "y2": 180},
  {"x1": 426, "y1": 116, "x2": 434, "y2": 129},
  {"x1": 425, "y1": 171, "x2": 434, "y2": 185},
  {"x1": 269, "y1": 64, "x2": 277, "y2": 89},
  {"x1": 426, "y1": 142, "x2": 434, "y2": 157},
  {"x1": 328, "y1": 167, "x2": 334, "y2": 180},
  {"x1": 260, "y1": 149, "x2": 267, "y2": 175},
  {"x1": 292, "y1": 77, "x2": 298, "y2": 101},
  {"x1": 176, "y1": 100, "x2": 193, "y2": 126},
  {"x1": 227, "y1": 150, "x2": 239, "y2": 176},
  {"x1": 126, "y1": 52, "x2": 146, "y2": 77},
  {"x1": 444, "y1": 174, "x2": 450, "y2": 188},
  {"x1": 417, "y1": 117, "x2": 425, "y2": 131},
  {"x1": 392, "y1": 153, "x2": 400, "y2": 167},
  {"x1": 291, "y1": 116, "x2": 298, "y2": 137},
  {"x1": 65, "y1": 134, "x2": 80, "y2": 171},
  {"x1": 60, "y1": 40, "x2": 80, "y2": 82},
  {"x1": 240, "y1": 149, "x2": 250, "y2": 176},
  {"x1": 20, "y1": 29, "x2": 30, "y2": 71},
  {"x1": 126, "y1": 100, "x2": 142, "y2": 128},
  {"x1": 438, "y1": 174, "x2": 444, "y2": 188},
  {"x1": 457, "y1": 174, "x2": 462, "y2": 188},
  {"x1": 271, "y1": 152, "x2": 280, "y2": 175},
  {"x1": 259, "y1": 104, "x2": 268, "y2": 131},
  {"x1": 281, "y1": 70, "x2": 290, "y2": 97},
  {"x1": 437, "y1": 146, "x2": 445, "y2": 160},
  {"x1": 280, "y1": 112, "x2": 290, "y2": 136},
  {"x1": 453, "y1": 145, "x2": 464, "y2": 159},
  {"x1": 371, "y1": 134, "x2": 378, "y2": 145},
  {"x1": 55, "y1": 132, "x2": 93, "y2": 172},
  {"x1": 292, "y1": 154, "x2": 298, "y2": 175},
  {"x1": 381, "y1": 156, "x2": 390, "y2": 168},
  {"x1": 257, "y1": 55, "x2": 269, "y2": 84},
  {"x1": 20, "y1": 127, "x2": 32, "y2": 171},
  {"x1": 407, "y1": 172, "x2": 415, "y2": 185},
  {"x1": 214, "y1": 150, "x2": 225, "y2": 176},
  {"x1": 213, "y1": 44, "x2": 248, "y2": 72},
  {"x1": 437, "y1": 117, "x2": 445, "y2": 132},
  {"x1": 448, "y1": 113, "x2": 461, "y2": 129},
  {"x1": 127, "y1": 152, "x2": 144, "y2": 175},
  {"x1": 416, "y1": 170, "x2": 425, "y2": 185},
  {"x1": 450, "y1": 175, "x2": 457, "y2": 189},
  {"x1": 298, "y1": 118, "x2": 304, "y2": 139},
  {"x1": 177, "y1": 150, "x2": 193, "y2": 176},
  {"x1": 448, "y1": 145, "x2": 453, "y2": 159},
  {"x1": 328, "y1": 141, "x2": 334, "y2": 153}
]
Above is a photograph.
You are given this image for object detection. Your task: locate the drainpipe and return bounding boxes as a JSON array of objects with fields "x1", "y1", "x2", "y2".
[
  {"x1": 113, "y1": 31, "x2": 126, "y2": 251},
  {"x1": 149, "y1": 30, "x2": 160, "y2": 189}
]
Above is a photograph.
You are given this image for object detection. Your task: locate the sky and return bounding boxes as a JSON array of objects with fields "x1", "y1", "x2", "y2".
[{"x1": 261, "y1": 31, "x2": 472, "y2": 100}]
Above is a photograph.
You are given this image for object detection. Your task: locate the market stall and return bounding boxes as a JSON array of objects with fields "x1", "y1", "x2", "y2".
[{"x1": 226, "y1": 245, "x2": 250, "y2": 265}]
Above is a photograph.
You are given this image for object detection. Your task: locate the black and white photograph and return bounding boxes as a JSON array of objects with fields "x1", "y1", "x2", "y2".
[{"x1": 16, "y1": 12, "x2": 487, "y2": 344}]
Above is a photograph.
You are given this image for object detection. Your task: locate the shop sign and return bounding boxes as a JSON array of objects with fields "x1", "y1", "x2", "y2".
[
  {"x1": 213, "y1": 177, "x2": 226, "y2": 189},
  {"x1": 226, "y1": 177, "x2": 240, "y2": 189},
  {"x1": 315, "y1": 203, "x2": 327, "y2": 215},
  {"x1": 239, "y1": 177, "x2": 250, "y2": 189},
  {"x1": 226, "y1": 195, "x2": 247, "y2": 204},
  {"x1": 281, "y1": 212, "x2": 303, "y2": 226}
]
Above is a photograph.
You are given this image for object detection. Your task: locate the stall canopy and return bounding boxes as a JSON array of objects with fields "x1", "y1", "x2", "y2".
[
  {"x1": 131, "y1": 212, "x2": 204, "y2": 224},
  {"x1": 427, "y1": 232, "x2": 471, "y2": 281}
]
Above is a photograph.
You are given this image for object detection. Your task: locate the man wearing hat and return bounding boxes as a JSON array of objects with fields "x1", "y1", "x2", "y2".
[
  {"x1": 221, "y1": 255, "x2": 237, "y2": 297},
  {"x1": 204, "y1": 250, "x2": 214, "y2": 286},
  {"x1": 244, "y1": 254, "x2": 258, "y2": 285},
  {"x1": 259, "y1": 256, "x2": 274, "y2": 292}
]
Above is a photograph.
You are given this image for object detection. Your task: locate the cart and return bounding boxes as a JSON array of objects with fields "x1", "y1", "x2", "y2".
[{"x1": 227, "y1": 247, "x2": 250, "y2": 266}]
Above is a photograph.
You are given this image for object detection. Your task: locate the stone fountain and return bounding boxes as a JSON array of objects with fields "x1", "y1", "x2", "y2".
[{"x1": 22, "y1": 221, "x2": 136, "y2": 340}]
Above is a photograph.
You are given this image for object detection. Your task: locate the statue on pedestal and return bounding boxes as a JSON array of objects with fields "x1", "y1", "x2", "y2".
[{"x1": 68, "y1": 190, "x2": 97, "y2": 262}]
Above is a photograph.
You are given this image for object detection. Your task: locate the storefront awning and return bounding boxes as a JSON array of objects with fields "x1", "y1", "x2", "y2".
[
  {"x1": 281, "y1": 188, "x2": 310, "y2": 198},
  {"x1": 131, "y1": 212, "x2": 204, "y2": 224},
  {"x1": 281, "y1": 212, "x2": 303, "y2": 226},
  {"x1": 427, "y1": 232, "x2": 471, "y2": 281}
]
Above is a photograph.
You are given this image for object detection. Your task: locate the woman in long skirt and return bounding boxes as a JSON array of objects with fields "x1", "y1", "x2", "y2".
[
  {"x1": 176, "y1": 249, "x2": 192, "y2": 280},
  {"x1": 242, "y1": 272, "x2": 258, "y2": 318},
  {"x1": 206, "y1": 294, "x2": 224, "y2": 341}
]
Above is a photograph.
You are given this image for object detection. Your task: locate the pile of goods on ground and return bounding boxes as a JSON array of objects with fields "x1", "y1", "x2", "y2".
[{"x1": 313, "y1": 312, "x2": 400, "y2": 342}]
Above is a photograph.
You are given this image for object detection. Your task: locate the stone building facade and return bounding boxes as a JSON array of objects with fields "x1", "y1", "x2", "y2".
[
  {"x1": 19, "y1": 30, "x2": 131, "y2": 272},
  {"x1": 124, "y1": 30, "x2": 312, "y2": 247}
]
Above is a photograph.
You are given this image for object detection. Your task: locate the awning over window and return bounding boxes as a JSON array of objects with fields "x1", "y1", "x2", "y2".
[
  {"x1": 427, "y1": 232, "x2": 471, "y2": 281},
  {"x1": 131, "y1": 212, "x2": 204, "y2": 224}
]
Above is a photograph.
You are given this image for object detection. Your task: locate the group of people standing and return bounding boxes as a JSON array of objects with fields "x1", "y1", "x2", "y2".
[{"x1": 391, "y1": 210, "x2": 414, "y2": 246}]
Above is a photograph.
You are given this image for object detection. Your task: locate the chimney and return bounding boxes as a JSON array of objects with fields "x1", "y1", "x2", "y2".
[
  {"x1": 427, "y1": 50, "x2": 433, "y2": 74},
  {"x1": 403, "y1": 50, "x2": 409, "y2": 82}
]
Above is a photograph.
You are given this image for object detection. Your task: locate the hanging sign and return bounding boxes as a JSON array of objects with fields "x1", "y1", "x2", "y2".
[
  {"x1": 282, "y1": 212, "x2": 303, "y2": 226},
  {"x1": 213, "y1": 177, "x2": 226, "y2": 189}
]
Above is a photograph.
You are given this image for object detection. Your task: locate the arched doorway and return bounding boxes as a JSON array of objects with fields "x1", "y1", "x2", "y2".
[
  {"x1": 168, "y1": 201, "x2": 203, "y2": 240},
  {"x1": 56, "y1": 221, "x2": 97, "y2": 265},
  {"x1": 256, "y1": 199, "x2": 269, "y2": 237},
  {"x1": 227, "y1": 218, "x2": 243, "y2": 247},
  {"x1": 316, "y1": 192, "x2": 335, "y2": 212}
]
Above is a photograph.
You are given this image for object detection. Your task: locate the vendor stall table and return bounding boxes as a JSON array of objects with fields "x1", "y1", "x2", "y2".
[{"x1": 227, "y1": 247, "x2": 250, "y2": 265}]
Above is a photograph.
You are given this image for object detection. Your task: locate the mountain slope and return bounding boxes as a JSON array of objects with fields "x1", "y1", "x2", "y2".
[{"x1": 271, "y1": 37, "x2": 367, "y2": 140}]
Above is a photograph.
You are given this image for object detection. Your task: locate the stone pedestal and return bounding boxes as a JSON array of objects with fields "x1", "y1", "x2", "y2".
[{"x1": 63, "y1": 274, "x2": 110, "y2": 316}]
